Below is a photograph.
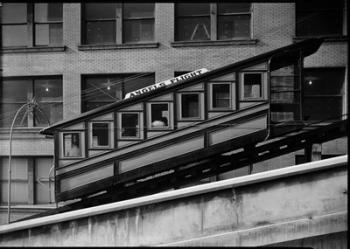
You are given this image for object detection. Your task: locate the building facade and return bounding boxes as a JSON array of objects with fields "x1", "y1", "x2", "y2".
[{"x1": 0, "y1": 1, "x2": 348, "y2": 224}]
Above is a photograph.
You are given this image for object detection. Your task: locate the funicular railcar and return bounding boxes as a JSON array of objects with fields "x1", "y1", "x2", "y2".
[{"x1": 41, "y1": 38, "x2": 324, "y2": 202}]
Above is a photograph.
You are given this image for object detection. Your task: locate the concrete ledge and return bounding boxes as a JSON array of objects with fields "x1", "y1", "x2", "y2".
[
  {"x1": 0, "y1": 155, "x2": 347, "y2": 235},
  {"x1": 158, "y1": 211, "x2": 347, "y2": 246}
]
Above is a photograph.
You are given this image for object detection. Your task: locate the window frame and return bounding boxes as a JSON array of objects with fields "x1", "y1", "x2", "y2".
[
  {"x1": 209, "y1": 82, "x2": 233, "y2": 110},
  {"x1": 82, "y1": 3, "x2": 155, "y2": 45},
  {"x1": 1, "y1": 3, "x2": 63, "y2": 48},
  {"x1": 177, "y1": 92, "x2": 204, "y2": 121},
  {"x1": 240, "y1": 72, "x2": 266, "y2": 101},
  {"x1": 174, "y1": 3, "x2": 252, "y2": 42},
  {"x1": 147, "y1": 102, "x2": 173, "y2": 131},
  {"x1": 295, "y1": 0, "x2": 345, "y2": 38},
  {"x1": 61, "y1": 131, "x2": 85, "y2": 159},
  {"x1": 89, "y1": 121, "x2": 114, "y2": 149},
  {"x1": 0, "y1": 76, "x2": 63, "y2": 128},
  {"x1": 118, "y1": 112, "x2": 143, "y2": 140}
]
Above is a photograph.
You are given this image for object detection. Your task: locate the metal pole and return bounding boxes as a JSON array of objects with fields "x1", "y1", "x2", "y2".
[{"x1": 8, "y1": 99, "x2": 37, "y2": 223}]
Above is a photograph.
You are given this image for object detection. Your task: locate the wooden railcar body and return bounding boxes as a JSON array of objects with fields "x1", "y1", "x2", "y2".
[{"x1": 41, "y1": 39, "x2": 323, "y2": 202}]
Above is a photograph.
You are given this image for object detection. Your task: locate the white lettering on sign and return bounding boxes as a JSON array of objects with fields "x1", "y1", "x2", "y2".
[{"x1": 124, "y1": 68, "x2": 209, "y2": 99}]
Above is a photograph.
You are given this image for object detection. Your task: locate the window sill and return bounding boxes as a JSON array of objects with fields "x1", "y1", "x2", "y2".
[
  {"x1": 171, "y1": 39, "x2": 258, "y2": 47},
  {"x1": 1, "y1": 46, "x2": 66, "y2": 53},
  {"x1": 78, "y1": 42, "x2": 159, "y2": 51},
  {"x1": 293, "y1": 36, "x2": 348, "y2": 43}
]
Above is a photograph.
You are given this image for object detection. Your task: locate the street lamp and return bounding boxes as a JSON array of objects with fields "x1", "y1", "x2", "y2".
[{"x1": 7, "y1": 97, "x2": 51, "y2": 223}]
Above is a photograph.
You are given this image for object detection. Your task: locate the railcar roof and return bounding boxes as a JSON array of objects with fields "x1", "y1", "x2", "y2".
[{"x1": 40, "y1": 38, "x2": 323, "y2": 135}]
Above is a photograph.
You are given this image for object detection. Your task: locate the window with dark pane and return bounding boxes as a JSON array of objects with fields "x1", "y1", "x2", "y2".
[
  {"x1": 302, "y1": 68, "x2": 344, "y2": 121},
  {"x1": 212, "y1": 84, "x2": 231, "y2": 108},
  {"x1": 34, "y1": 3, "x2": 63, "y2": 46},
  {"x1": 1, "y1": 3, "x2": 62, "y2": 47},
  {"x1": 123, "y1": 3, "x2": 154, "y2": 43},
  {"x1": 0, "y1": 77, "x2": 62, "y2": 127},
  {"x1": 217, "y1": 3, "x2": 251, "y2": 40},
  {"x1": 83, "y1": 3, "x2": 155, "y2": 44},
  {"x1": 243, "y1": 73, "x2": 262, "y2": 99},
  {"x1": 296, "y1": 0, "x2": 344, "y2": 37},
  {"x1": 150, "y1": 103, "x2": 169, "y2": 128},
  {"x1": 82, "y1": 74, "x2": 154, "y2": 112},
  {"x1": 175, "y1": 3, "x2": 211, "y2": 41},
  {"x1": 63, "y1": 133, "x2": 82, "y2": 157},
  {"x1": 181, "y1": 94, "x2": 200, "y2": 118},
  {"x1": 84, "y1": 3, "x2": 117, "y2": 44},
  {"x1": 34, "y1": 78, "x2": 63, "y2": 126},
  {"x1": 0, "y1": 3, "x2": 28, "y2": 47},
  {"x1": 92, "y1": 122, "x2": 110, "y2": 147},
  {"x1": 121, "y1": 113, "x2": 140, "y2": 138},
  {"x1": 175, "y1": 3, "x2": 251, "y2": 42}
]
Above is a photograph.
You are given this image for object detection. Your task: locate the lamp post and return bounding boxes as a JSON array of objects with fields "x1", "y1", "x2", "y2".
[{"x1": 7, "y1": 98, "x2": 38, "y2": 223}]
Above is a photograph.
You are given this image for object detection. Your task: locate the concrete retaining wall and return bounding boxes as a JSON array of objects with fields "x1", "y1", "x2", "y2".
[{"x1": 0, "y1": 156, "x2": 347, "y2": 246}]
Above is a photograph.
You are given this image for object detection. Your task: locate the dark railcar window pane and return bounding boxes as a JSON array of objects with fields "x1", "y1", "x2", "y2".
[
  {"x1": 176, "y1": 17, "x2": 210, "y2": 41},
  {"x1": 212, "y1": 84, "x2": 230, "y2": 108},
  {"x1": 92, "y1": 123, "x2": 109, "y2": 146},
  {"x1": 123, "y1": 19, "x2": 154, "y2": 42},
  {"x1": 2, "y1": 25, "x2": 28, "y2": 47},
  {"x1": 218, "y1": 15, "x2": 250, "y2": 39},
  {"x1": 218, "y1": 3, "x2": 251, "y2": 14},
  {"x1": 85, "y1": 3, "x2": 117, "y2": 20},
  {"x1": 123, "y1": 3, "x2": 154, "y2": 18},
  {"x1": 121, "y1": 113, "x2": 139, "y2": 138},
  {"x1": 176, "y1": 3, "x2": 210, "y2": 16},
  {"x1": 181, "y1": 94, "x2": 200, "y2": 118},
  {"x1": 86, "y1": 21, "x2": 116, "y2": 44},
  {"x1": 244, "y1": 73, "x2": 262, "y2": 98},
  {"x1": 34, "y1": 3, "x2": 63, "y2": 22},
  {"x1": 1, "y1": 3, "x2": 27, "y2": 23},
  {"x1": 63, "y1": 133, "x2": 82, "y2": 157},
  {"x1": 151, "y1": 104, "x2": 169, "y2": 128}
]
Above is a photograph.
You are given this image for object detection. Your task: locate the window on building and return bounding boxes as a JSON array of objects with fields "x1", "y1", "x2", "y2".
[
  {"x1": 242, "y1": 73, "x2": 263, "y2": 99},
  {"x1": 1, "y1": 3, "x2": 63, "y2": 47},
  {"x1": 296, "y1": 0, "x2": 345, "y2": 37},
  {"x1": 303, "y1": 68, "x2": 345, "y2": 121},
  {"x1": 63, "y1": 132, "x2": 83, "y2": 158},
  {"x1": 295, "y1": 154, "x2": 341, "y2": 165},
  {"x1": 148, "y1": 103, "x2": 171, "y2": 129},
  {"x1": 83, "y1": 3, "x2": 154, "y2": 44},
  {"x1": 0, "y1": 157, "x2": 54, "y2": 205},
  {"x1": 82, "y1": 74, "x2": 154, "y2": 112},
  {"x1": 0, "y1": 77, "x2": 63, "y2": 128},
  {"x1": 120, "y1": 112, "x2": 141, "y2": 139},
  {"x1": 175, "y1": 3, "x2": 251, "y2": 41},
  {"x1": 210, "y1": 83, "x2": 232, "y2": 109},
  {"x1": 180, "y1": 93, "x2": 201, "y2": 119},
  {"x1": 90, "y1": 122, "x2": 113, "y2": 148}
]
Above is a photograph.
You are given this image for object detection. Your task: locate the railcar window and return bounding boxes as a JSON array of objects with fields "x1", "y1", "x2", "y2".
[
  {"x1": 63, "y1": 133, "x2": 83, "y2": 158},
  {"x1": 211, "y1": 83, "x2": 231, "y2": 109},
  {"x1": 180, "y1": 93, "x2": 201, "y2": 119},
  {"x1": 243, "y1": 73, "x2": 263, "y2": 99},
  {"x1": 149, "y1": 103, "x2": 170, "y2": 129},
  {"x1": 120, "y1": 113, "x2": 141, "y2": 138},
  {"x1": 91, "y1": 122, "x2": 111, "y2": 148}
]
